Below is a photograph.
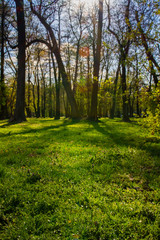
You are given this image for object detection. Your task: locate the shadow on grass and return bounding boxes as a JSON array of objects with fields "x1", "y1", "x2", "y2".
[
  {"x1": 1, "y1": 118, "x2": 160, "y2": 191},
  {"x1": 1, "y1": 117, "x2": 159, "y2": 160},
  {"x1": 89, "y1": 120, "x2": 160, "y2": 158},
  {"x1": 1, "y1": 117, "x2": 159, "y2": 154}
]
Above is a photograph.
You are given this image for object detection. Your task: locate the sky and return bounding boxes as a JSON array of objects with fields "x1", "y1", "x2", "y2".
[{"x1": 72, "y1": 0, "x2": 98, "y2": 8}]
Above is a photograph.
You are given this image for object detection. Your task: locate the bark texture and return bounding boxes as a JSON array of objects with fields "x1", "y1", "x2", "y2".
[{"x1": 13, "y1": 0, "x2": 26, "y2": 122}]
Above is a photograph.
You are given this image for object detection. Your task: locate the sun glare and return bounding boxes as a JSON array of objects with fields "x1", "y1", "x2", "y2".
[{"x1": 72, "y1": 0, "x2": 97, "y2": 8}]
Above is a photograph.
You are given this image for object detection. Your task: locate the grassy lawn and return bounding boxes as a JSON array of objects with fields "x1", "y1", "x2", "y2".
[{"x1": 0, "y1": 118, "x2": 160, "y2": 240}]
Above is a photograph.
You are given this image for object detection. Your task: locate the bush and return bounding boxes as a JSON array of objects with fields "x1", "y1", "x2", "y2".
[{"x1": 140, "y1": 84, "x2": 160, "y2": 134}]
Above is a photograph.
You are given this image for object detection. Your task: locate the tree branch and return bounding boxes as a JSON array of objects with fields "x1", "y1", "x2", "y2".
[{"x1": 135, "y1": 11, "x2": 160, "y2": 72}]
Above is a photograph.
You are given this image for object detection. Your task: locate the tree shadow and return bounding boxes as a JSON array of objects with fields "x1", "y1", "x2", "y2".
[
  {"x1": 1, "y1": 118, "x2": 159, "y2": 190},
  {"x1": 89, "y1": 120, "x2": 160, "y2": 158},
  {"x1": 0, "y1": 121, "x2": 19, "y2": 128}
]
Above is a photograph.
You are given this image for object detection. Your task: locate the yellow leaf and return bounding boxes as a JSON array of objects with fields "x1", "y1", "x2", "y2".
[{"x1": 156, "y1": 9, "x2": 160, "y2": 15}]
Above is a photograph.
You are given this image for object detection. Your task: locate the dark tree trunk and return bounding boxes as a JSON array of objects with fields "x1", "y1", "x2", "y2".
[
  {"x1": 41, "y1": 92, "x2": 44, "y2": 117},
  {"x1": 43, "y1": 79, "x2": 46, "y2": 118},
  {"x1": 73, "y1": 40, "x2": 80, "y2": 94},
  {"x1": 89, "y1": 0, "x2": 103, "y2": 121},
  {"x1": 48, "y1": 51, "x2": 53, "y2": 118},
  {"x1": 0, "y1": 0, "x2": 7, "y2": 119},
  {"x1": 55, "y1": 8, "x2": 61, "y2": 120},
  {"x1": 37, "y1": 73, "x2": 40, "y2": 118},
  {"x1": 55, "y1": 72, "x2": 60, "y2": 119},
  {"x1": 128, "y1": 83, "x2": 134, "y2": 117},
  {"x1": 87, "y1": 53, "x2": 91, "y2": 117},
  {"x1": 110, "y1": 62, "x2": 120, "y2": 119},
  {"x1": 13, "y1": 0, "x2": 26, "y2": 122},
  {"x1": 51, "y1": 53, "x2": 60, "y2": 119},
  {"x1": 40, "y1": 66, "x2": 46, "y2": 118},
  {"x1": 32, "y1": 82, "x2": 37, "y2": 116},
  {"x1": 137, "y1": 98, "x2": 140, "y2": 117},
  {"x1": 26, "y1": 54, "x2": 31, "y2": 117},
  {"x1": 135, "y1": 54, "x2": 140, "y2": 117},
  {"x1": 66, "y1": 98, "x2": 70, "y2": 118},
  {"x1": 53, "y1": 47, "x2": 79, "y2": 118},
  {"x1": 150, "y1": 64, "x2": 159, "y2": 88},
  {"x1": 121, "y1": 56, "x2": 130, "y2": 122}
]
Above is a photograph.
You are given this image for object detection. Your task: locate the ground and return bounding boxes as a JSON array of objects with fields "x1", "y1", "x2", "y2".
[{"x1": 0, "y1": 118, "x2": 160, "y2": 239}]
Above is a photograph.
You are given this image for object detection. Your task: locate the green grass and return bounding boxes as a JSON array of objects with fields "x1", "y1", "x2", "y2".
[{"x1": 0, "y1": 118, "x2": 160, "y2": 240}]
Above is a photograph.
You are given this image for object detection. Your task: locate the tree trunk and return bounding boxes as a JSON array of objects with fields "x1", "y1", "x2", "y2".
[
  {"x1": 40, "y1": 66, "x2": 45, "y2": 118},
  {"x1": 110, "y1": 62, "x2": 120, "y2": 119},
  {"x1": 87, "y1": 53, "x2": 91, "y2": 117},
  {"x1": 73, "y1": 40, "x2": 80, "y2": 94},
  {"x1": 135, "y1": 11, "x2": 160, "y2": 87},
  {"x1": 51, "y1": 53, "x2": 60, "y2": 119},
  {"x1": 10, "y1": 78, "x2": 16, "y2": 117},
  {"x1": 53, "y1": 46, "x2": 79, "y2": 118},
  {"x1": 26, "y1": 53, "x2": 31, "y2": 117},
  {"x1": 48, "y1": 51, "x2": 53, "y2": 118},
  {"x1": 135, "y1": 53, "x2": 140, "y2": 117},
  {"x1": 55, "y1": 71, "x2": 61, "y2": 119},
  {"x1": 0, "y1": 0, "x2": 7, "y2": 119},
  {"x1": 128, "y1": 83, "x2": 134, "y2": 117},
  {"x1": 37, "y1": 72, "x2": 40, "y2": 118},
  {"x1": 32, "y1": 82, "x2": 37, "y2": 116},
  {"x1": 54, "y1": 8, "x2": 61, "y2": 120},
  {"x1": 43, "y1": 78, "x2": 46, "y2": 118},
  {"x1": 121, "y1": 55, "x2": 130, "y2": 122},
  {"x1": 150, "y1": 64, "x2": 159, "y2": 87},
  {"x1": 30, "y1": 2, "x2": 80, "y2": 119},
  {"x1": 89, "y1": 0, "x2": 103, "y2": 121},
  {"x1": 13, "y1": 0, "x2": 26, "y2": 122}
]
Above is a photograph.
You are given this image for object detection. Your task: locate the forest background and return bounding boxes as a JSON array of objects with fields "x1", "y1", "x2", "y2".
[{"x1": 0, "y1": 0, "x2": 159, "y2": 131}]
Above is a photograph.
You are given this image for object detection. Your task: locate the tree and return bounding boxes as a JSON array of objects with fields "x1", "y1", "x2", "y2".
[
  {"x1": 68, "y1": 1, "x2": 87, "y2": 94},
  {"x1": 48, "y1": 49, "x2": 53, "y2": 118},
  {"x1": 1, "y1": 0, "x2": 158, "y2": 120},
  {"x1": 26, "y1": 49, "x2": 32, "y2": 117},
  {"x1": 110, "y1": 60, "x2": 120, "y2": 119},
  {"x1": 134, "y1": 8, "x2": 160, "y2": 87},
  {"x1": 29, "y1": 0, "x2": 80, "y2": 119},
  {"x1": 89, "y1": 0, "x2": 103, "y2": 120},
  {"x1": 13, "y1": 0, "x2": 26, "y2": 122},
  {"x1": 107, "y1": 0, "x2": 131, "y2": 122},
  {"x1": 0, "y1": 0, "x2": 8, "y2": 119}
]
